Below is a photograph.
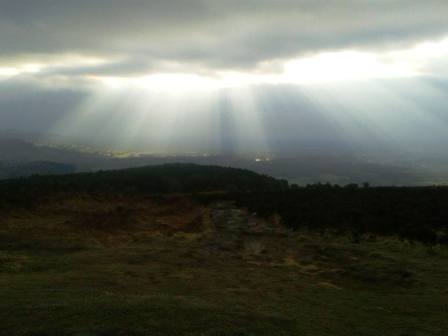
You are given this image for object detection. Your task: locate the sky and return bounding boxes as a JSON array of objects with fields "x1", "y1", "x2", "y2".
[{"x1": 1, "y1": 0, "x2": 448, "y2": 156}]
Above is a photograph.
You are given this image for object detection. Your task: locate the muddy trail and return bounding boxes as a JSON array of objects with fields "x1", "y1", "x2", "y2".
[
  {"x1": 204, "y1": 202, "x2": 289, "y2": 260},
  {"x1": 210, "y1": 201, "x2": 283, "y2": 234}
]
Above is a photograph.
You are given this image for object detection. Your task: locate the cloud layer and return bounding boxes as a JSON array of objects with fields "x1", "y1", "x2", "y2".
[
  {"x1": 1, "y1": 0, "x2": 448, "y2": 76},
  {"x1": 1, "y1": 0, "x2": 448, "y2": 159}
]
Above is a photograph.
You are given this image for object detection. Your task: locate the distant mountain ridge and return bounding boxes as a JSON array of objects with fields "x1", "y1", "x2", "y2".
[
  {"x1": 0, "y1": 131, "x2": 443, "y2": 185},
  {"x1": 0, "y1": 161, "x2": 76, "y2": 180}
]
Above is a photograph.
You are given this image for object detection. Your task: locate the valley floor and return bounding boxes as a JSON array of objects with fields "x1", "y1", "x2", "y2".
[{"x1": 1, "y1": 195, "x2": 447, "y2": 335}]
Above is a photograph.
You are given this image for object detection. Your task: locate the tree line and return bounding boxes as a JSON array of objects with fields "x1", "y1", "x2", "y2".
[{"x1": 1, "y1": 164, "x2": 447, "y2": 244}]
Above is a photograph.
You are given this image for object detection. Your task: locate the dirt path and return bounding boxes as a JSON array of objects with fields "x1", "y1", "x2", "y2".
[
  {"x1": 210, "y1": 201, "x2": 282, "y2": 234},
  {"x1": 206, "y1": 201, "x2": 287, "y2": 258}
]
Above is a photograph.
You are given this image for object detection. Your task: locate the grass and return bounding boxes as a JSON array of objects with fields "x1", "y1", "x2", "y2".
[{"x1": 1, "y1": 194, "x2": 447, "y2": 335}]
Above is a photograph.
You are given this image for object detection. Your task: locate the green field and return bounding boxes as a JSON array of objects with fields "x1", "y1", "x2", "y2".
[{"x1": 1, "y1": 194, "x2": 447, "y2": 335}]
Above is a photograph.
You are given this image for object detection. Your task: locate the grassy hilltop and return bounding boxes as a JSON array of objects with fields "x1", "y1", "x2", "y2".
[{"x1": 1, "y1": 164, "x2": 447, "y2": 335}]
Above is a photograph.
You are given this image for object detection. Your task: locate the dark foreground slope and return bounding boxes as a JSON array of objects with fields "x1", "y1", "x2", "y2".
[
  {"x1": 1, "y1": 164, "x2": 448, "y2": 335},
  {"x1": 1, "y1": 192, "x2": 447, "y2": 336}
]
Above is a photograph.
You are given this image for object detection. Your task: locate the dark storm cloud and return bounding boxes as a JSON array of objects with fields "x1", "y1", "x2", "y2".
[{"x1": 0, "y1": 0, "x2": 447, "y2": 74}]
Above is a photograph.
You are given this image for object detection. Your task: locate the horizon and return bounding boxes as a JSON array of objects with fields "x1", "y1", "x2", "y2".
[{"x1": 1, "y1": 1, "x2": 448, "y2": 184}]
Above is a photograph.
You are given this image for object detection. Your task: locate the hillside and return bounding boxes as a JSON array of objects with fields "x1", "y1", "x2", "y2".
[
  {"x1": 1, "y1": 164, "x2": 448, "y2": 335},
  {"x1": 0, "y1": 164, "x2": 287, "y2": 204},
  {"x1": 0, "y1": 161, "x2": 76, "y2": 179},
  {"x1": 1, "y1": 192, "x2": 447, "y2": 335},
  {"x1": 2, "y1": 164, "x2": 447, "y2": 245}
]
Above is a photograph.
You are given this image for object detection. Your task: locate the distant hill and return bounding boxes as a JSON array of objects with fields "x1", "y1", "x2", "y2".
[
  {"x1": 0, "y1": 161, "x2": 76, "y2": 179},
  {"x1": 0, "y1": 131, "x2": 442, "y2": 185},
  {"x1": 0, "y1": 138, "x2": 41, "y2": 161},
  {"x1": 0, "y1": 163, "x2": 288, "y2": 201},
  {"x1": 0, "y1": 137, "x2": 101, "y2": 167}
]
